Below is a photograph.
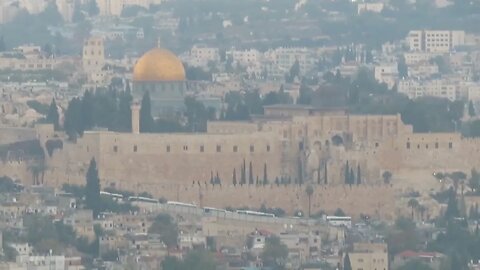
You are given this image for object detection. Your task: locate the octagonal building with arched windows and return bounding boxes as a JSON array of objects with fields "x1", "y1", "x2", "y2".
[{"x1": 132, "y1": 48, "x2": 188, "y2": 117}]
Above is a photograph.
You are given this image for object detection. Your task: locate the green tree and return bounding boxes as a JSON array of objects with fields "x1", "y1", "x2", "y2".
[
  {"x1": 469, "y1": 101, "x2": 476, "y2": 117},
  {"x1": 398, "y1": 55, "x2": 408, "y2": 79},
  {"x1": 324, "y1": 162, "x2": 328, "y2": 185},
  {"x1": 85, "y1": 158, "x2": 101, "y2": 216},
  {"x1": 334, "y1": 208, "x2": 346, "y2": 216},
  {"x1": 161, "y1": 256, "x2": 182, "y2": 270},
  {"x1": 182, "y1": 249, "x2": 216, "y2": 270},
  {"x1": 297, "y1": 81, "x2": 313, "y2": 105},
  {"x1": 344, "y1": 161, "x2": 349, "y2": 185},
  {"x1": 64, "y1": 97, "x2": 83, "y2": 139},
  {"x1": 383, "y1": 171, "x2": 392, "y2": 184},
  {"x1": 140, "y1": 91, "x2": 154, "y2": 133},
  {"x1": 349, "y1": 168, "x2": 355, "y2": 185},
  {"x1": 72, "y1": 0, "x2": 85, "y2": 23},
  {"x1": 408, "y1": 198, "x2": 419, "y2": 220},
  {"x1": 46, "y1": 98, "x2": 59, "y2": 130},
  {"x1": 261, "y1": 236, "x2": 288, "y2": 268},
  {"x1": 263, "y1": 163, "x2": 268, "y2": 185},
  {"x1": 81, "y1": 90, "x2": 94, "y2": 130},
  {"x1": 356, "y1": 164, "x2": 361, "y2": 185},
  {"x1": 240, "y1": 159, "x2": 246, "y2": 185},
  {"x1": 232, "y1": 168, "x2": 237, "y2": 186},
  {"x1": 306, "y1": 185, "x2": 314, "y2": 218},
  {"x1": 418, "y1": 204, "x2": 427, "y2": 221},
  {"x1": 148, "y1": 214, "x2": 178, "y2": 248},
  {"x1": 286, "y1": 60, "x2": 300, "y2": 83},
  {"x1": 449, "y1": 171, "x2": 467, "y2": 193},
  {"x1": 40, "y1": 2, "x2": 63, "y2": 26},
  {"x1": 445, "y1": 187, "x2": 460, "y2": 219},
  {"x1": 0, "y1": 36, "x2": 6, "y2": 51},
  {"x1": 114, "y1": 89, "x2": 132, "y2": 132},
  {"x1": 387, "y1": 217, "x2": 418, "y2": 256},
  {"x1": 343, "y1": 253, "x2": 352, "y2": 270},
  {"x1": 87, "y1": 0, "x2": 99, "y2": 16},
  {"x1": 469, "y1": 169, "x2": 480, "y2": 193},
  {"x1": 248, "y1": 161, "x2": 254, "y2": 185}
]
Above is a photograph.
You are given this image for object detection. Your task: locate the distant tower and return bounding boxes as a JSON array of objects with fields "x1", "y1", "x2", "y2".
[
  {"x1": 156, "y1": 37, "x2": 161, "y2": 48},
  {"x1": 131, "y1": 102, "x2": 140, "y2": 134}
]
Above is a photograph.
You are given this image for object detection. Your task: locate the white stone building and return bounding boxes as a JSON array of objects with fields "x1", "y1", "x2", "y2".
[
  {"x1": 357, "y1": 2, "x2": 384, "y2": 14},
  {"x1": 406, "y1": 30, "x2": 465, "y2": 52},
  {"x1": 398, "y1": 79, "x2": 457, "y2": 101},
  {"x1": 374, "y1": 63, "x2": 398, "y2": 88},
  {"x1": 188, "y1": 44, "x2": 220, "y2": 67}
]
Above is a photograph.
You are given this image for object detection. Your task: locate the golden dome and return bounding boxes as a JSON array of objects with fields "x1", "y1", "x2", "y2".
[{"x1": 133, "y1": 48, "x2": 186, "y2": 82}]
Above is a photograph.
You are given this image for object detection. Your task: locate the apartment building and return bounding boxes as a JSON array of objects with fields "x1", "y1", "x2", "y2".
[
  {"x1": 374, "y1": 63, "x2": 398, "y2": 88},
  {"x1": 407, "y1": 30, "x2": 465, "y2": 52},
  {"x1": 357, "y1": 2, "x2": 384, "y2": 14},
  {"x1": 268, "y1": 47, "x2": 316, "y2": 75},
  {"x1": 348, "y1": 243, "x2": 389, "y2": 270},
  {"x1": 227, "y1": 48, "x2": 261, "y2": 66},
  {"x1": 96, "y1": 0, "x2": 164, "y2": 16},
  {"x1": 398, "y1": 79, "x2": 457, "y2": 101},
  {"x1": 404, "y1": 52, "x2": 441, "y2": 65},
  {"x1": 408, "y1": 63, "x2": 439, "y2": 78},
  {"x1": 82, "y1": 36, "x2": 107, "y2": 84},
  {"x1": 188, "y1": 45, "x2": 220, "y2": 67}
]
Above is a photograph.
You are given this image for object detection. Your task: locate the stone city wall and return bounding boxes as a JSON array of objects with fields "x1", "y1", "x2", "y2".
[{"x1": 146, "y1": 183, "x2": 395, "y2": 220}]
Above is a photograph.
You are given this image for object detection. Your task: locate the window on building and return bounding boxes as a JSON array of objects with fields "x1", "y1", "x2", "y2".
[
  {"x1": 435, "y1": 142, "x2": 439, "y2": 149},
  {"x1": 133, "y1": 145, "x2": 137, "y2": 152},
  {"x1": 166, "y1": 145, "x2": 170, "y2": 152},
  {"x1": 406, "y1": 142, "x2": 410, "y2": 149},
  {"x1": 183, "y1": 145, "x2": 188, "y2": 151},
  {"x1": 250, "y1": 145, "x2": 254, "y2": 152},
  {"x1": 113, "y1": 146, "x2": 118, "y2": 152},
  {"x1": 233, "y1": 146, "x2": 238, "y2": 152},
  {"x1": 375, "y1": 142, "x2": 379, "y2": 148},
  {"x1": 217, "y1": 145, "x2": 221, "y2": 152},
  {"x1": 449, "y1": 142, "x2": 453, "y2": 149},
  {"x1": 267, "y1": 145, "x2": 271, "y2": 152},
  {"x1": 200, "y1": 145, "x2": 204, "y2": 152}
]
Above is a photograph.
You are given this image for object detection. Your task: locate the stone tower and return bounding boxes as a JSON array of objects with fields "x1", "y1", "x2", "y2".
[{"x1": 131, "y1": 102, "x2": 140, "y2": 134}]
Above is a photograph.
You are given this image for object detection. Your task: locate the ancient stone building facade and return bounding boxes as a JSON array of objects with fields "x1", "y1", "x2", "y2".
[{"x1": 1, "y1": 105, "x2": 480, "y2": 219}]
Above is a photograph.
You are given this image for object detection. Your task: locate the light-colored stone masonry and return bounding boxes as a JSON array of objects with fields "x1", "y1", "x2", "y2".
[{"x1": 2, "y1": 110, "x2": 480, "y2": 220}]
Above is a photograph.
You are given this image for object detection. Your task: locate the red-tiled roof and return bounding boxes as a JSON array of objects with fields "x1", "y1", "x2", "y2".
[{"x1": 398, "y1": 250, "x2": 439, "y2": 259}]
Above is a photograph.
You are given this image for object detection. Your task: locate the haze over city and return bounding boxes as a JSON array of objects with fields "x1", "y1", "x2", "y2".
[{"x1": 0, "y1": 0, "x2": 479, "y2": 269}]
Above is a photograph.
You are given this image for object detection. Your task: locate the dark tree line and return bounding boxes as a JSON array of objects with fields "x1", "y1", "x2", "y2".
[
  {"x1": 139, "y1": 92, "x2": 216, "y2": 133},
  {"x1": 64, "y1": 88, "x2": 133, "y2": 139},
  {"x1": 344, "y1": 161, "x2": 362, "y2": 185}
]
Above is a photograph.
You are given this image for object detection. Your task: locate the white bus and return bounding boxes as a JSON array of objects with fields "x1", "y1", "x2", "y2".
[
  {"x1": 100, "y1": 191, "x2": 124, "y2": 201},
  {"x1": 166, "y1": 201, "x2": 197, "y2": 208},
  {"x1": 236, "y1": 210, "x2": 275, "y2": 218},
  {"x1": 326, "y1": 216, "x2": 352, "y2": 228},
  {"x1": 203, "y1": 207, "x2": 228, "y2": 214},
  {"x1": 128, "y1": 196, "x2": 159, "y2": 204}
]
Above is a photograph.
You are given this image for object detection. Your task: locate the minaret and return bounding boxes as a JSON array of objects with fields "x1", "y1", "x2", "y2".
[
  {"x1": 131, "y1": 101, "x2": 140, "y2": 134},
  {"x1": 156, "y1": 37, "x2": 161, "y2": 48}
]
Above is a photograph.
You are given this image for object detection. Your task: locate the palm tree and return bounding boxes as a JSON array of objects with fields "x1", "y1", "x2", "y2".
[
  {"x1": 417, "y1": 205, "x2": 427, "y2": 221},
  {"x1": 28, "y1": 159, "x2": 48, "y2": 185},
  {"x1": 449, "y1": 171, "x2": 467, "y2": 193},
  {"x1": 306, "y1": 185, "x2": 314, "y2": 218},
  {"x1": 407, "y1": 198, "x2": 419, "y2": 220}
]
